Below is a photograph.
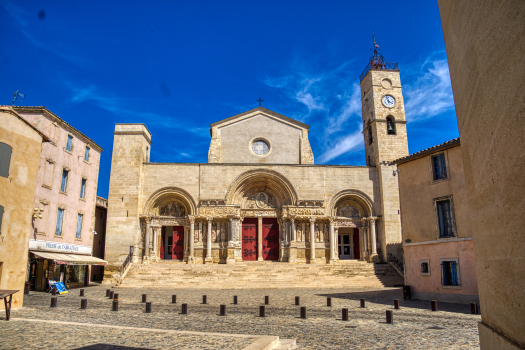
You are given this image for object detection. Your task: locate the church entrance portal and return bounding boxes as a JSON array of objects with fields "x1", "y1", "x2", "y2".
[
  {"x1": 161, "y1": 226, "x2": 185, "y2": 260},
  {"x1": 338, "y1": 228, "x2": 360, "y2": 260},
  {"x1": 262, "y1": 218, "x2": 279, "y2": 260},
  {"x1": 242, "y1": 218, "x2": 258, "y2": 260}
]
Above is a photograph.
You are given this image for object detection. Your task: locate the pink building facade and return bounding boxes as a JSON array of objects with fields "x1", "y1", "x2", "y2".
[
  {"x1": 394, "y1": 139, "x2": 479, "y2": 304},
  {"x1": 12, "y1": 106, "x2": 105, "y2": 290}
]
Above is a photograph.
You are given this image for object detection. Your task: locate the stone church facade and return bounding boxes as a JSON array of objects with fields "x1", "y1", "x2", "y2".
[{"x1": 105, "y1": 51, "x2": 409, "y2": 268}]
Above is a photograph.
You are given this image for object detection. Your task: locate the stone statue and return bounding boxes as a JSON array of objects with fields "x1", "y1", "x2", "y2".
[
  {"x1": 159, "y1": 201, "x2": 185, "y2": 217},
  {"x1": 337, "y1": 204, "x2": 360, "y2": 218}
]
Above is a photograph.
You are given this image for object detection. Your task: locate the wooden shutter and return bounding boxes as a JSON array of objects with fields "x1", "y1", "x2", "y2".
[
  {"x1": 0, "y1": 143, "x2": 13, "y2": 178},
  {"x1": 0, "y1": 205, "x2": 4, "y2": 234}
]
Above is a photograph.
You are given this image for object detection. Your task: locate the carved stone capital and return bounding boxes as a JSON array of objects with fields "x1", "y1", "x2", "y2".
[
  {"x1": 367, "y1": 216, "x2": 377, "y2": 223},
  {"x1": 206, "y1": 216, "x2": 213, "y2": 222},
  {"x1": 188, "y1": 215, "x2": 195, "y2": 224},
  {"x1": 328, "y1": 216, "x2": 335, "y2": 224},
  {"x1": 309, "y1": 217, "x2": 316, "y2": 223}
]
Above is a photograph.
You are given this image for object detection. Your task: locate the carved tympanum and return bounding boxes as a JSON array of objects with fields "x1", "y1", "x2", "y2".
[
  {"x1": 336, "y1": 203, "x2": 360, "y2": 218},
  {"x1": 247, "y1": 192, "x2": 277, "y2": 209},
  {"x1": 159, "y1": 201, "x2": 186, "y2": 217}
]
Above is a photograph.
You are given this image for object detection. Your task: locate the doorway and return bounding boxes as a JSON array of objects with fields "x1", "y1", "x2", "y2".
[
  {"x1": 242, "y1": 218, "x2": 258, "y2": 260},
  {"x1": 262, "y1": 218, "x2": 279, "y2": 260},
  {"x1": 161, "y1": 226, "x2": 184, "y2": 260},
  {"x1": 338, "y1": 228, "x2": 359, "y2": 260}
]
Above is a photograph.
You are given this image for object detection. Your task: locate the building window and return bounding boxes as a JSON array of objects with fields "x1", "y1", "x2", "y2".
[
  {"x1": 55, "y1": 208, "x2": 65, "y2": 236},
  {"x1": 432, "y1": 153, "x2": 448, "y2": 181},
  {"x1": 0, "y1": 142, "x2": 13, "y2": 178},
  {"x1": 436, "y1": 198, "x2": 455, "y2": 237},
  {"x1": 441, "y1": 259, "x2": 460, "y2": 286},
  {"x1": 386, "y1": 117, "x2": 396, "y2": 135},
  {"x1": 60, "y1": 169, "x2": 69, "y2": 193},
  {"x1": 76, "y1": 214, "x2": 83, "y2": 239},
  {"x1": 84, "y1": 146, "x2": 90, "y2": 162},
  {"x1": 367, "y1": 121, "x2": 373, "y2": 145},
  {"x1": 80, "y1": 178, "x2": 87, "y2": 199},
  {"x1": 0, "y1": 204, "x2": 4, "y2": 234},
  {"x1": 420, "y1": 259, "x2": 430, "y2": 275},
  {"x1": 66, "y1": 134, "x2": 73, "y2": 152}
]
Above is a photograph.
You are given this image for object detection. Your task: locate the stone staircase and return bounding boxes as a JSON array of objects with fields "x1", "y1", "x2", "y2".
[{"x1": 117, "y1": 261, "x2": 403, "y2": 289}]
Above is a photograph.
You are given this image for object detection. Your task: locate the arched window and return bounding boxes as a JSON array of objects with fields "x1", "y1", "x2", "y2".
[
  {"x1": 367, "y1": 121, "x2": 373, "y2": 145},
  {"x1": 386, "y1": 117, "x2": 396, "y2": 135},
  {"x1": 0, "y1": 142, "x2": 13, "y2": 178}
]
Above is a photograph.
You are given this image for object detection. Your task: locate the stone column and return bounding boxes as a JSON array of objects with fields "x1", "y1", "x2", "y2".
[
  {"x1": 188, "y1": 216, "x2": 195, "y2": 264},
  {"x1": 278, "y1": 218, "x2": 284, "y2": 262},
  {"x1": 368, "y1": 217, "x2": 378, "y2": 262},
  {"x1": 309, "y1": 217, "x2": 316, "y2": 263},
  {"x1": 257, "y1": 216, "x2": 263, "y2": 261},
  {"x1": 350, "y1": 230, "x2": 354, "y2": 259},
  {"x1": 358, "y1": 227, "x2": 365, "y2": 261},
  {"x1": 145, "y1": 221, "x2": 151, "y2": 257},
  {"x1": 205, "y1": 217, "x2": 213, "y2": 263},
  {"x1": 290, "y1": 215, "x2": 296, "y2": 242},
  {"x1": 329, "y1": 218, "x2": 336, "y2": 264}
]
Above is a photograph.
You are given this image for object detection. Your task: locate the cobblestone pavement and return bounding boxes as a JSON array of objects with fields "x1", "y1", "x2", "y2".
[{"x1": 2, "y1": 285, "x2": 481, "y2": 349}]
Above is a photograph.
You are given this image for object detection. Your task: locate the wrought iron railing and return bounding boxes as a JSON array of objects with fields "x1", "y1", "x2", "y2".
[
  {"x1": 387, "y1": 253, "x2": 403, "y2": 274},
  {"x1": 119, "y1": 246, "x2": 134, "y2": 281},
  {"x1": 359, "y1": 59, "x2": 399, "y2": 82}
]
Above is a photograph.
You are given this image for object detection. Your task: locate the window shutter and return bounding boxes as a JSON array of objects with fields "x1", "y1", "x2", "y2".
[
  {"x1": 0, "y1": 205, "x2": 4, "y2": 233},
  {"x1": 440, "y1": 154, "x2": 448, "y2": 178},
  {"x1": 55, "y1": 209, "x2": 64, "y2": 236},
  {"x1": 84, "y1": 147, "x2": 89, "y2": 161},
  {"x1": 432, "y1": 156, "x2": 440, "y2": 180},
  {"x1": 437, "y1": 202, "x2": 445, "y2": 237},
  {"x1": 451, "y1": 261, "x2": 458, "y2": 286},
  {"x1": 76, "y1": 214, "x2": 83, "y2": 239},
  {"x1": 0, "y1": 143, "x2": 13, "y2": 178},
  {"x1": 66, "y1": 135, "x2": 73, "y2": 151},
  {"x1": 61, "y1": 170, "x2": 68, "y2": 192},
  {"x1": 441, "y1": 262, "x2": 447, "y2": 285}
]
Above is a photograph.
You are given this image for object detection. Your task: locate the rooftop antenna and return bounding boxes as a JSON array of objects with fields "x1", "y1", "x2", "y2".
[
  {"x1": 12, "y1": 90, "x2": 25, "y2": 106},
  {"x1": 372, "y1": 31, "x2": 380, "y2": 57}
]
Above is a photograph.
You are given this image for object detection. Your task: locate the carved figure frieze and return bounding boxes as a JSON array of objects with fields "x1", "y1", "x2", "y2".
[
  {"x1": 323, "y1": 224, "x2": 329, "y2": 242},
  {"x1": 199, "y1": 206, "x2": 239, "y2": 216},
  {"x1": 220, "y1": 223, "x2": 228, "y2": 242},
  {"x1": 284, "y1": 207, "x2": 325, "y2": 216},
  {"x1": 336, "y1": 203, "x2": 360, "y2": 218},
  {"x1": 247, "y1": 192, "x2": 277, "y2": 209},
  {"x1": 241, "y1": 210, "x2": 278, "y2": 217},
  {"x1": 211, "y1": 224, "x2": 217, "y2": 242},
  {"x1": 335, "y1": 220, "x2": 360, "y2": 228},
  {"x1": 159, "y1": 201, "x2": 186, "y2": 217},
  {"x1": 296, "y1": 224, "x2": 304, "y2": 242},
  {"x1": 315, "y1": 224, "x2": 321, "y2": 242}
]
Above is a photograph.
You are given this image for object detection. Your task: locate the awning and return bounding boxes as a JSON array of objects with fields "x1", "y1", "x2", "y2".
[{"x1": 31, "y1": 251, "x2": 107, "y2": 266}]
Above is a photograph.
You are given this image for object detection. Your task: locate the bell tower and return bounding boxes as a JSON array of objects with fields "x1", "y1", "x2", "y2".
[
  {"x1": 360, "y1": 34, "x2": 408, "y2": 166},
  {"x1": 359, "y1": 34, "x2": 408, "y2": 262}
]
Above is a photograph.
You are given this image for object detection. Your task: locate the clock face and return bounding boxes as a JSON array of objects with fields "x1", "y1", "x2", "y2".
[{"x1": 382, "y1": 95, "x2": 396, "y2": 108}]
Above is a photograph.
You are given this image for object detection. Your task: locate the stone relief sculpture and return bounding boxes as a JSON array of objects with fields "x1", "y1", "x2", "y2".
[
  {"x1": 159, "y1": 201, "x2": 186, "y2": 217},
  {"x1": 220, "y1": 223, "x2": 228, "y2": 242},
  {"x1": 247, "y1": 192, "x2": 277, "y2": 209},
  {"x1": 211, "y1": 224, "x2": 217, "y2": 242},
  {"x1": 202, "y1": 223, "x2": 207, "y2": 242},
  {"x1": 323, "y1": 224, "x2": 329, "y2": 242},
  {"x1": 297, "y1": 224, "x2": 304, "y2": 242},
  {"x1": 336, "y1": 203, "x2": 360, "y2": 218},
  {"x1": 315, "y1": 224, "x2": 321, "y2": 242}
]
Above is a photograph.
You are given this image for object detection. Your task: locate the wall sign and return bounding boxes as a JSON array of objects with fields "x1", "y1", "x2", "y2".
[{"x1": 29, "y1": 239, "x2": 92, "y2": 255}]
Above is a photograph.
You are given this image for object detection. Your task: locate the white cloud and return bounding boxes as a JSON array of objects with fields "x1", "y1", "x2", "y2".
[
  {"x1": 404, "y1": 57, "x2": 455, "y2": 121},
  {"x1": 317, "y1": 126, "x2": 363, "y2": 163}
]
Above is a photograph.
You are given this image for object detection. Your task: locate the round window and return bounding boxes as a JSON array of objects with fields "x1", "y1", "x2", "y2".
[{"x1": 253, "y1": 140, "x2": 269, "y2": 155}]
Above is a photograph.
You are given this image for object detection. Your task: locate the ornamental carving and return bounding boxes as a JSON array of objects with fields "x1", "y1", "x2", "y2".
[
  {"x1": 336, "y1": 203, "x2": 360, "y2": 218},
  {"x1": 150, "y1": 218, "x2": 188, "y2": 227},
  {"x1": 247, "y1": 192, "x2": 277, "y2": 209},
  {"x1": 241, "y1": 210, "x2": 278, "y2": 218},
  {"x1": 159, "y1": 201, "x2": 186, "y2": 217},
  {"x1": 323, "y1": 224, "x2": 329, "y2": 242},
  {"x1": 199, "y1": 206, "x2": 239, "y2": 216},
  {"x1": 284, "y1": 207, "x2": 325, "y2": 216},
  {"x1": 335, "y1": 220, "x2": 361, "y2": 228}
]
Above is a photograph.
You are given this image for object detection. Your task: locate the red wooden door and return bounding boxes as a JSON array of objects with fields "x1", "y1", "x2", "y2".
[
  {"x1": 242, "y1": 218, "x2": 258, "y2": 261},
  {"x1": 172, "y1": 226, "x2": 185, "y2": 260},
  {"x1": 353, "y1": 228, "x2": 360, "y2": 260},
  {"x1": 262, "y1": 218, "x2": 279, "y2": 260},
  {"x1": 160, "y1": 226, "x2": 165, "y2": 259}
]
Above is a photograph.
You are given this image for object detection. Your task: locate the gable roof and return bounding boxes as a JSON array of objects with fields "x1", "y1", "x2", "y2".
[
  {"x1": 393, "y1": 138, "x2": 460, "y2": 165},
  {"x1": 1, "y1": 107, "x2": 49, "y2": 141},
  {"x1": 210, "y1": 107, "x2": 310, "y2": 129}
]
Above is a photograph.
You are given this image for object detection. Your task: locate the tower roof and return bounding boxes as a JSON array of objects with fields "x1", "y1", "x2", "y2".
[{"x1": 359, "y1": 32, "x2": 399, "y2": 83}]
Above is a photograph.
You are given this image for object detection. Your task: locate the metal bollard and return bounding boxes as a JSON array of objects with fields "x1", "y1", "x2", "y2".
[
  {"x1": 172, "y1": 295, "x2": 177, "y2": 304},
  {"x1": 50, "y1": 297, "x2": 57, "y2": 308},
  {"x1": 431, "y1": 300, "x2": 438, "y2": 311},
  {"x1": 327, "y1": 297, "x2": 332, "y2": 307},
  {"x1": 113, "y1": 293, "x2": 119, "y2": 301},
  {"x1": 80, "y1": 289, "x2": 85, "y2": 297},
  {"x1": 394, "y1": 299, "x2": 400, "y2": 309},
  {"x1": 295, "y1": 296, "x2": 300, "y2": 305},
  {"x1": 52, "y1": 288, "x2": 57, "y2": 296},
  {"x1": 342, "y1": 308, "x2": 348, "y2": 321},
  {"x1": 112, "y1": 300, "x2": 119, "y2": 312},
  {"x1": 259, "y1": 305, "x2": 265, "y2": 317},
  {"x1": 360, "y1": 298, "x2": 365, "y2": 308},
  {"x1": 202, "y1": 295, "x2": 207, "y2": 304},
  {"x1": 142, "y1": 294, "x2": 147, "y2": 303},
  {"x1": 106, "y1": 289, "x2": 110, "y2": 297},
  {"x1": 470, "y1": 302, "x2": 477, "y2": 314},
  {"x1": 109, "y1": 291, "x2": 114, "y2": 299},
  {"x1": 80, "y1": 299, "x2": 87, "y2": 309},
  {"x1": 181, "y1": 303, "x2": 188, "y2": 314},
  {"x1": 220, "y1": 304, "x2": 226, "y2": 316},
  {"x1": 146, "y1": 301, "x2": 152, "y2": 313},
  {"x1": 233, "y1": 296, "x2": 237, "y2": 305},
  {"x1": 265, "y1": 296, "x2": 269, "y2": 305},
  {"x1": 386, "y1": 310, "x2": 393, "y2": 324},
  {"x1": 300, "y1": 306, "x2": 306, "y2": 319}
]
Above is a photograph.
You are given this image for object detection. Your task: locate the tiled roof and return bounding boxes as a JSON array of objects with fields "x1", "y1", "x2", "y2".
[{"x1": 393, "y1": 138, "x2": 460, "y2": 165}]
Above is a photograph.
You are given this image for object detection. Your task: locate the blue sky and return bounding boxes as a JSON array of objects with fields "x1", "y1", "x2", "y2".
[{"x1": 0, "y1": 1, "x2": 459, "y2": 198}]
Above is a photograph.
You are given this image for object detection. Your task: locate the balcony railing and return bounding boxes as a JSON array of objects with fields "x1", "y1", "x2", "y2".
[{"x1": 359, "y1": 58, "x2": 399, "y2": 83}]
